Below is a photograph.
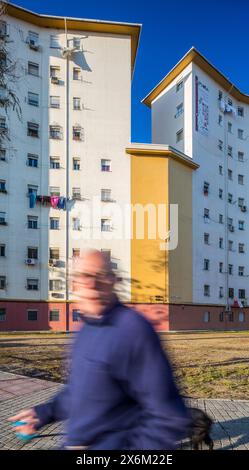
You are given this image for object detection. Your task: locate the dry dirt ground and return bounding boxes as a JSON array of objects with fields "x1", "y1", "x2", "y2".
[{"x1": 0, "y1": 330, "x2": 249, "y2": 399}]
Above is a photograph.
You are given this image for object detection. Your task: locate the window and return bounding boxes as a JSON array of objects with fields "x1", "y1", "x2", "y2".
[
  {"x1": 72, "y1": 248, "x2": 80, "y2": 258},
  {"x1": 101, "y1": 218, "x2": 111, "y2": 232},
  {"x1": 238, "y1": 174, "x2": 244, "y2": 185},
  {"x1": 27, "y1": 279, "x2": 39, "y2": 291},
  {"x1": 176, "y1": 129, "x2": 183, "y2": 142},
  {"x1": 73, "y1": 67, "x2": 81, "y2": 80},
  {"x1": 50, "y1": 218, "x2": 60, "y2": 230},
  {"x1": 175, "y1": 103, "x2": 183, "y2": 118},
  {"x1": 27, "y1": 184, "x2": 38, "y2": 196},
  {"x1": 0, "y1": 211, "x2": 6, "y2": 225},
  {"x1": 239, "y1": 289, "x2": 246, "y2": 299},
  {"x1": 28, "y1": 61, "x2": 39, "y2": 76},
  {"x1": 0, "y1": 244, "x2": 5, "y2": 256},
  {"x1": 219, "y1": 312, "x2": 224, "y2": 322},
  {"x1": 204, "y1": 259, "x2": 209, "y2": 271},
  {"x1": 0, "y1": 148, "x2": 6, "y2": 161},
  {"x1": 227, "y1": 98, "x2": 233, "y2": 106},
  {"x1": 0, "y1": 179, "x2": 6, "y2": 192},
  {"x1": 228, "y1": 122, "x2": 232, "y2": 133},
  {"x1": 228, "y1": 264, "x2": 233, "y2": 275},
  {"x1": 239, "y1": 266, "x2": 245, "y2": 277},
  {"x1": 50, "y1": 186, "x2": 60, "y2": 197},
  {"x1": 203, "y1": 181, "x2": 209, "y2": 195},
  {"x1": 27, "y1": 153, "x2": 38, "y2": 168},
  {"x1": 72, "y1": 188, "x2": 81, "y2": 199},
  {"x1": 203, "y1": 311, "x2": 210, "y2": 322},
  {"x1": 73, "y1": 97, "x2": 81, "y2": 110},
  {"x1": 73, "y1": 158, "x2": 80, "y2": 170},
  {"x1": 50, "y1": 156, "x2": 60, "y2": 169},
  {"x1": 218, "y1": 140, "x2": 223, "y2": 151},
  {"x1": 27, "y1": 216, "x2": 38, "y2": 229},
  {"x1": 101, "y1": 249, "x2": 111, "y2": 263},
  {"x1": 219, "y1": 238, "x2": 223, "y2": 249},
  {"x1": 228, "y1": 193, "x2": 233, "y2": 204},
  {"x1": 0, "y1": 308, "x2": 6, "y2": 321},
  {"x1": 219, "y1": 262, "x2": 223, "y2": 273},
  {"x1": 0, "y1": 276, "x2": 6, "y2": 289},
  {"x1": 50, "y1": 66, "x2": 60, "y2": 80},
  {"x1": 49, "y1": 125, "x2": 62, "y2": 139},
  {"x1": 227, "y1": 146, "x2": 233, "y2": 157},
  {"x1": 204, "y1": 233, "x2": 209, "y2": 245},
  {"x1": 176, "y1": 81, "x2": 183, "y2": 92},
  {"x1": 238, "y1": 107, "x2": 244, "y2": 117},
  {"x1": 238, "y1": 129, "x2": 244, "y2": 139},
  {"x1": 72, "y1": 309, "x2": 80, "y2": 321},
  {"x1": 50, "y1": 96, "x2": 60, "y2": 108},
  {"x1": 27, "y1": 122, "x2": 39, "y2": 138},
  {"x1": 73, "y1": 126, "x2": 84, "y2": 141},
  {"x1": 218, "y1": 115, "x2": 223, "y2": 126},
  {"x1": 219, "y1": 189, "x2": 223, "y2": 199},
  {"x1": 239, "y1": 243, "x2": 245, "y2": 253},
  {"x1": 0, "y1": 117, "x2": 7, "y2": 131},
  {"x1": 219, "y1": 214, "x2": 223, "y2": 224},
  {"x1": 219, "y1": 287, "x2": 224, "y2": 298},
  {"x1": 28, "y1": 92, "x2": 39, "y2": 107},
  {"x1": 219, "y1": 165, "x2": 223, "y2": 175},
  {"x1": 204, "y1": 285, "x2": 210, "y2": 296},
  {"x1": 49, "y1": 310, "x2": 60, "y2": 321},
  {"x1": 27, "y1": 247, "x2": 38, "y2": 259},
  {"x1": 0, "y1": 21, "x2": 8, "y2": 38},
  {"x1": 73, "y1": 37, "x2": 81, "y2": 49},
  {"x1": 218, "y1": 90, "x2": 223, "y2": 100},
  {"x1": 27, "y1": 310, "x2": 38, "y2": 320},
  {"x1": 101, "y1": 189, "x2": 112, "y2": 202},
  {"x1": 238, "y1": 220, "x2": 245, "y2": 231},
  {"x1": 50, "y1": 35, "x2": 60, "y2": 48},
  {"x1": 229, "y1": 288, "x2": 234, "y2": 299},
  {"x1": 50, "y1": 248, "x2": 60, "y2": 260},
  {"x1": 204, "y1": 208, "x2": 210, "y2": 220},
  {"x1": 73, "y1": 217, "x2": 81, "y2": 230},
  {"x1": 101, "y1": 159, "x2": 111, "y2": 172},
  {"x1": 27, "y1": 31, "x2": 39, "y2": 47},
  {"x1": 239, "y1": 312, "x2": 245, "y2": 322},
  {"x1": 228, "y1": 169, "x2": 233, "y2": 180},
  {"x1": 238, "y1": 198, "x2": 244, "y2": 208},
  {"x1": 228, "y1": 240, "x2": 233, "y2": 251},
  {"x1": 228, "y1": 312, "x2": 234, "y2": 322},
  {"x1": 238, "y1": 151, "x2": 244, "y2": 162},
  {"x1": 49, "y1": 279, "x2": 62, "y2": 291}
]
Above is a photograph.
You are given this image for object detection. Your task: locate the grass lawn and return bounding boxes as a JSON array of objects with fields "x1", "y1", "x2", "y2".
[{"x1": 0, "y1": 330, "x2": 249, "y2": 399}]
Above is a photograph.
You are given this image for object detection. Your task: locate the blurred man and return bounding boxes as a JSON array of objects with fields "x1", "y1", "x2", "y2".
[{"x1": 9, "y1": 249, "x2": 190, "y2": 449}]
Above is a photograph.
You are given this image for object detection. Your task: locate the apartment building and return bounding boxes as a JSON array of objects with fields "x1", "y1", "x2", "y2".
[
  {"x1": 138, "y1": 47, "x2": 249, "y2": 329},
  {"x1": 0, "y1": 2, "x2": 140, "y2": 330}
]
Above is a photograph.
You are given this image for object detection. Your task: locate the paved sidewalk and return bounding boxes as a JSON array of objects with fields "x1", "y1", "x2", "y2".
[{"x1": 1, "y1": 371, "x2": 249, "y2": 450}]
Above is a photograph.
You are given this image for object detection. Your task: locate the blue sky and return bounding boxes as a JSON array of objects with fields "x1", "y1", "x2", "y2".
[{"x1": 10, "y1": 0, "x2": 248, "y2": 143}]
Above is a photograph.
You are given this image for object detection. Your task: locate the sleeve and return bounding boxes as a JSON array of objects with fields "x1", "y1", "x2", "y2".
[
  {"x1": 34, "y1": 385, "x2": 71, "y2": 429},
  {"x1": 113, "y1": 317, "x2": 191, "y2": 449}
]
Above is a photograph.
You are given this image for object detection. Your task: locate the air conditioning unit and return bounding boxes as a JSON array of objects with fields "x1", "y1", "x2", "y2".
[
  {"x1": 61, "y1": 47, "x2": 77, "y2": 58},
  {"x1": 25, "y1": 258, "x2": 36, "y2": 265},
  {"x1": 241, "y1": 205, "x2": 247, "y2": 212},
  {"x1": 27, "y1": 38, "x2": 40, "y2": 51},
  {"x1": 49, "y1": 258, "x2": 58, "y2": 267},
  {"x1": 51, "y1": 76, "x2": 59, "y2": 84}
]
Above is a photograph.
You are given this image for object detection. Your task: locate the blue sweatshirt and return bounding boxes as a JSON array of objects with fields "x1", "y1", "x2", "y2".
[{"x1": 34, "y1": 302, "x2": 190, "y2": 449}]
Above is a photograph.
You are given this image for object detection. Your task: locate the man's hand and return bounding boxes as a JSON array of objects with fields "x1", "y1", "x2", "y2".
[{"x1": 8, "y1": 408, "x2": 40, "y2": 435}]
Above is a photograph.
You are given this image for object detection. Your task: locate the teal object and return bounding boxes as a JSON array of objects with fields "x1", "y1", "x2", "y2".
[{"x1": 11, "y1": 420, "x2": 39, "y2": 440}]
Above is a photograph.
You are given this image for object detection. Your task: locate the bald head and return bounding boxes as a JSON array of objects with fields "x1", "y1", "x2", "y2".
[{"x1": 71, "y1": 249, "x2": 117, "y2": 316}]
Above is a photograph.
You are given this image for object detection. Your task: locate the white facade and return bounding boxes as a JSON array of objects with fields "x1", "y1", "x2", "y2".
[
  {"x1": 150, "y1": 50, "x2": 249, "y2": 308},
  {"x1": 0, "y1": 8, "x2": 137, "y2": 303}
]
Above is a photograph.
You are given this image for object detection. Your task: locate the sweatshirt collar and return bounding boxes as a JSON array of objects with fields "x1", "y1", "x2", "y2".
[{"x1": 79, "y1": 297, "x2": 121, "y2": 326}]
